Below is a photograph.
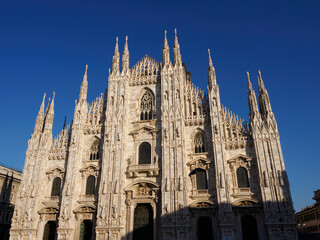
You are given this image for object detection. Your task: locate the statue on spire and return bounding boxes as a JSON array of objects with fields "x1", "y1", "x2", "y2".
[
  {"x1": 257, "y1": 70, "x2": 274, "y2": 121},
  {"x1": 122, "y1": 36, "x2": 129, "y2": 73},
  {"x1": 43, "y1": 92, "x2": 55, "y2": 132},
  {"x1": 162, "y1": 30, "x2": 170, "y2": 66},
  {"x1": 208, "y1": 49, "x2": 216, "y2": 88},
  {"x1": 173, "y1": 29, "x2": 182, "y2": 66},
  {"x1": 33, "y1": 93, "x2": 46, "y2": 134},
  {"x1": 246, "y1": 72, "x2": 259, "y2": 119},
  {"x1": 111, "y1": 37, "x2": 120, "y2": 74},
  {"x1": 79, "y1": 65, "x2": 88, "y2": 102}
]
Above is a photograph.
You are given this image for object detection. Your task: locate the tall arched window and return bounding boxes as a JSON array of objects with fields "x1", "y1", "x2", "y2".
[
  {"x1": 139, "y1": 142, "x2": 151, "y2": 164},
  {"x1": 194, "y1": 132, "x2": 205, "y2": 153},
  {"x1": 140, "y1": 91, "x2": 154, "y2": 120},
  {"x1": 51, "y1": 177, "x2": 61, "y2": 197},
  {"x1": 196, "y1": 169, "x2": 208, "y2": 190},
  {"x1": 237, "y1": 167, "x2": 250, "y2": 188},
  {"x1": 85, "y1": 175, "x2": 95, "y2": 195},
  {"x1": 43, "y1": 221, "x2": 57, "y2": 240},
  {"x1": 89, "y1": 139, "x2": 100, "y2": 160},
  {"x1": 79, "y1": 220, "x2": 93, "y2": 240}
]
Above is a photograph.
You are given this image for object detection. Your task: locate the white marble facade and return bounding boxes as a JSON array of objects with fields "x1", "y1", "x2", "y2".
[{"x1": 10, "y1": 30, "x2": 298, "y2": 240}]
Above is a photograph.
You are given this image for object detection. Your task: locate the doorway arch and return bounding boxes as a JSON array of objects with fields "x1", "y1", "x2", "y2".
[
  {"x1": 197, "y1": 216, "x2": 213, "y2": 240},
  {"x1": 241, "y1": 214, "x2": 259, "y2": 240},
  {"x1": 79, "y1": 220, "x2": 93, "y2": 240},
  {"x1": 133, "y1": 203, "x2": 153, "y2": 240},
  {"x1": 42, "y1": 221, "x2": 56, "y2": 240}
]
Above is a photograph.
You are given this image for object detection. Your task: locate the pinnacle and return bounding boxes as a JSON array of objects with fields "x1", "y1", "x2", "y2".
[
  {"x1": 174, "y1": 28, "x2": 179, "y2": 48},
  {"x1": 163, "y1": 30, "x2": 169, "y2": 48},
  {"x1": 247, "y1": 72, "x2": 253, "y2": 90},
  {"x1": 83, "y1": 64, "x2": 88, "y2": 82},
  {"x1": 208, "y1": 49, "x2": 213, "y2": 68}
]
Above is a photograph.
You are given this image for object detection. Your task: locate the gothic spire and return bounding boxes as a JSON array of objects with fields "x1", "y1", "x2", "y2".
[
  {"x1": 43, "y1": 92, "x2": 55, "y2": 132},
  {"x1": 33, "y1": 93, "x2": 46, "y2": 133},
  {"x1": 246, "y1": 72, "x2": 259, "y2": 119},
  {"x1": 122, "y1": 36, "x2": 129, "y2": 73},
  {"x1": 111, "y1": 37, "x2": 120, "y2": 74},
  {"x1": 79, "y1": 65, "x2": 88, "y2": 102},
  {"x1": 162, "y1": 30, "x2": 170, "y2": 66},
  {"x1": 173, "y1": 29, "x2": 182, "y2": 66},
  {"x1": 208, "y1": 49, "x2": 216, "y2": 88},
  {"x1": 257, "y1": 70, "x2": 273, "y2": 119}
]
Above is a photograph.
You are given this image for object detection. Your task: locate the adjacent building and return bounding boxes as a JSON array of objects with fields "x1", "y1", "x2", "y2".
[
  {"x1": 296, "y1": 189, "x2": 320, "y2": 234},
  {"x1": 10, "y1": 30, "x2": 298, "y2": 240},
  {"x1": 0, "y1": 165, "x2": 22, "y2": 240}
]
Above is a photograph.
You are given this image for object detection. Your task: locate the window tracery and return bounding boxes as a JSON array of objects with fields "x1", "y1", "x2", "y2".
[
  {"x1": 194, "y1": 132, "x2": 205, "y2": 153},
  {"x1": 140, "y1": 91, "x2": 154, "y2": 121},
  {"x1": 89, "y1": 139, "x2": 100, "y2": 160}
]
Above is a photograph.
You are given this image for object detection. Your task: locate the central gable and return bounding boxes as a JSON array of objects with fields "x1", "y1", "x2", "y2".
[{"x1": 129, "y1": 55, "x2": 160, "y2": 85}]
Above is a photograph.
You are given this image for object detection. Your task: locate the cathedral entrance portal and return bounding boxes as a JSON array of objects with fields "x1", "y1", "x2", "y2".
[
  {"x1": 133, "y1": 203, "x2": 153, "y2": 240},
  {"x1": 197, "y1": 216, "x2": 213, "y2": 240},
  {"x1": 42, "y1": 221, "x2": 57, "y2": 240},
  {"x1": 241, "y1": 215, "x2": 259, "y2": 240}
]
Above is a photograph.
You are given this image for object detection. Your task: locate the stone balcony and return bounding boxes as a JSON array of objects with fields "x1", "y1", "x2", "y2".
[
  {"x1": 126, "y1": 163, "x2": 160, "y2": 178},
  {"x1": 43, "y1": 196, "x2": 59, "y2": 205},
  {"x1": 232, "y1": 187, "x2": 255, "y2": 198},
  {"x1": 190, "y1": 189, "x2": 210, "y2": 200}
]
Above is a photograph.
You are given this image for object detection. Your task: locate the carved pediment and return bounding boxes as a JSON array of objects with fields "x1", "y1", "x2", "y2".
[
  {"x1": 74, "y1": 204, "x2": 96, "y2": 214},
  {"x1": 46, "y1": 167, "x2": 65, "y2": 175},
  {"x1": 233, "y1": 199, "x2": 259, "y2": 207},
  {"x1": 187, "y1": 158, "x2": 211, "y2": 171},
  {"x1": 80, "y1": 164, "x2": 100, "y2": 173},
  {"x1": 129, "y1": 125, "x2": 158, "y2": 136},
  {"x1": 190, "y1": 201, "x2": 214, "y2": 208},
  {"x1": 228, "y1": 154, "x2": 252, "y2": 163},
  {"x1": 39, "y1": 206, "x2": 59, "y2": 214},
  {"x1": 227, "y1": 154, "x2": 252, "y2": 168}
]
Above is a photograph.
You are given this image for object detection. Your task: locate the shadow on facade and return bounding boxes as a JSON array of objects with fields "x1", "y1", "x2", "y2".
[
  {"x1": 298, "y1": 232, "x2": 320, "y2": 240},
  {"x1": 114, "y1": 200, "x2": 296, "y2": 240},
  {"x1": 0, "y1": 173, "x2": 14, "y2": 240},
  {"x1": 39, "y1": 199, "x2": 297, "y2": 240}
]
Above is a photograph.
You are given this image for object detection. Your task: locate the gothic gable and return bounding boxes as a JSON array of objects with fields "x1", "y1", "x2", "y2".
[{"x1": 129, "y1": 55, "x2": 160, "y2": 86}]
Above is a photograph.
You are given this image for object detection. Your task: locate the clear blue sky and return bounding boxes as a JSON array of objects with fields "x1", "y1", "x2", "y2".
[{"x1": 0, "y1": 0, "x2": 319, "y2": 212}]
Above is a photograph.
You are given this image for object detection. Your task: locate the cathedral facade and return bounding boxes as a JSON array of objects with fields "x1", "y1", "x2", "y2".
[{"x1": 10, "y1": 30, "x2": 298, "y2": 240}]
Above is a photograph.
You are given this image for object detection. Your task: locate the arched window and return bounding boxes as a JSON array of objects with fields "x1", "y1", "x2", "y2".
[
  {"x1": 194, "y1": 132, "x2": 205, "y2": 153},
  {"x1": 140, "y1": 91, "x2": 154, "y2": 120},
  {"x1": 237, "y1": 167, "x2": 250, "y2": 188},
  {"x1": 51, "y1": 177, "x2": 61, "y2": 197},
  {"x1": 79, "y1": 220, "x2": 93, "y2": 240},
  {"x1": 85, "y1": 175, "x2": 95, "y2": 195},
  {"x1": 139, "y1": 142, "x2": 151, "y2": 164},
  {"x1": 43, "y1": 221, "x2": 57, "y2": 240},
  {"x1": 89, "y1": 139, "x2": 100, "y2": 160},
  {"x1": 196, "y1": 169, "x2": 208, "y2": 190}
]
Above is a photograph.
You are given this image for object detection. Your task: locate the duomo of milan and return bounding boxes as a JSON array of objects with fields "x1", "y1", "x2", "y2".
[{"x1": 10, "y1": 30, "x2": 298, "y2": 240}]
